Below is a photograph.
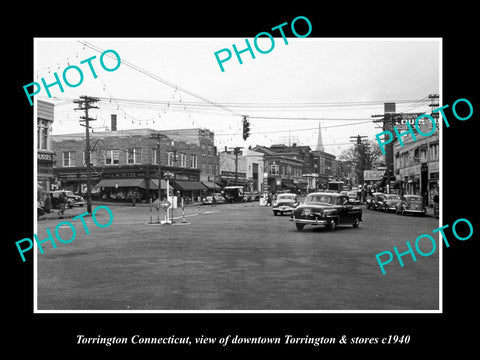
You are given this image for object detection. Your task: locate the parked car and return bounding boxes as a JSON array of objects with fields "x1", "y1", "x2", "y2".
[
  {"x1": 51, "y1": 190, "x2": 86, "y2": 208},
  {"x1": 366, "y1": 192, "x2": 385, "y2": 210},
  {"x1": 381, "y1": 194, "x2": 402, "y2": 213},
  {"x1": 202, "y1": 193, "x2": 226, "y2": 205},
  {"x1": 272, "y1": 193, "x2": 299, "y2": 216},
  {"x1": 395, "y1": 195, "x2": 426, "y2": 216},
  {"x1": 292, "y1": 192, "x2": 362, "y2": 231}
]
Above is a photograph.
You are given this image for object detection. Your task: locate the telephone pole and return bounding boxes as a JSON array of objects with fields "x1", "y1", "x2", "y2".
[{"x1": 74, "y1": 95, "x2": 99, "y2": 214}]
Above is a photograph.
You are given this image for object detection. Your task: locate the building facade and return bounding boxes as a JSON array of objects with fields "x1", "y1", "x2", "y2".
[
  {"x1": 393, "y1": 120, "x2": 439, "y2": 205},
  {"x1": 52, "y1": 128, "x2": 215, "y2": 202},
  {"x1": 218, "y1": 149, "x2": 264, "y2": 192},
  {"x1": 37, "y1": 100, "x2": 55, "y2": 205}
]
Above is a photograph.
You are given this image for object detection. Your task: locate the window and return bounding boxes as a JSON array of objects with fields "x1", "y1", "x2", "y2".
[
  {"x1": 202, "y1": 163, "x2": 207, "y2": 173},
  {"x1": 167, "y1": 152, "x2": 175, "y2": 166},
  {"x1": 152, "y1": 148, "x2": 159, "y2": 164},
  {"x1": 179, "y1": 153, "x2": 187, "y2": 167},
  {"x1": 190, "y1": 154, "x2": 197, "y2": 168},
  {"x1": 37, "y1": 120, "x2": 51, "y2": 150},
  {"x1": 429, "y1": 143, "x2": 439, "y2": 161},
  {"x1": 105, "y1": 149, "x2": 120, "y2": 165},
  {"x1": 83, "y1": 150, "x2": 98, "y2": 166},
  {"x1": 201, "y1": 144, "x2": 206, "y2": 155},
  {"x1": 207, "y1": 145, "x2": 214, "y2": 156},
  {"x1": 127, "y1": 148, "x2": 142, "y2": 164},
  {"x1": 270, "y1": 164, "x2": 279, "y2": 175},
  {"x1": 63, "y1": 151, "x2": 75, "y2": 167},
  {"x1": 208, "y1": 163, "x2": 213, "y2": 174}
]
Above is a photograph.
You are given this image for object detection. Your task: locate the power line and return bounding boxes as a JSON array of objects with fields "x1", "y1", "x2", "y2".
[{"x1": 78, "y1": 41, "x2": 243, "y2": 117}]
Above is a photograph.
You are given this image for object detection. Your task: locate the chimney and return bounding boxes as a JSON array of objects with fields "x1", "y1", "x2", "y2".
[{"x1": 111, "y1": 114, "x2": 117, "y2": 131}]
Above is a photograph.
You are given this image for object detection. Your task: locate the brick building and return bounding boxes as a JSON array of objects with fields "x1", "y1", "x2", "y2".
[{"x1": 52, "y1": 126, "x2": 217, "y2": 202}]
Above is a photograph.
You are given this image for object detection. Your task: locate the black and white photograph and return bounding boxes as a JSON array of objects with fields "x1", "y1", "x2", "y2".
[
  {"x1": 33, "y1": 37, "x2": 441, "y2": 312},
  {"x1": 6, "y1": 6, "x2": 478, "y2": 356}
]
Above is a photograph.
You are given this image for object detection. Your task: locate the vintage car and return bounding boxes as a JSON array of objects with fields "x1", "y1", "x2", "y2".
[
  {"x1": 347, "y1": 190, "x2": 361, "y2": 205},
  {"x1": 272, "y1": 193, "x2": 299, "y2": 216},
  {"x1": 291, "y1": 192, "x2": 362, "y2": 231},
  {"x1": 366, "y1": 192, "x2": 385, "y2": 210},
  {"x1": 395, "y1": 195, "x2": 426, "y2": 216},
  {"x1": 381, "y1": 194, "x2": 402, "y2": 212},
  {"x1": 51, "y1": 190, "x2": 86, "y2": 208},
  {"x1": 202, "y1": 193, "x2": 226, "y2": 205}
]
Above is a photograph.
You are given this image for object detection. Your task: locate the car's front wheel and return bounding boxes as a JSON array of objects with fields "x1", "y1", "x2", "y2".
[
  {"x1": 327, "y1": 219, "x2": 336, "y2": 231},
  {"x1": 353, "y1": 217, "x2": 360, "y2": 228},
  {"x1": 273, "y1": 211, "x2": 278, "y2": 216}
]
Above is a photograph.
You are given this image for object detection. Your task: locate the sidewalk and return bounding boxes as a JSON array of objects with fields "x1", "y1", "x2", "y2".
[{"x1": 37, "y1": 200, "x2": 206, "y2": 221}]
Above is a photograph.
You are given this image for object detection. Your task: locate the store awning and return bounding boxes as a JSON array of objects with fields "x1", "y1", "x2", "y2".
[
  {"x1": 172, "y1": 180, "x2": 207, "y2": 191},
  {"x1": 96, "y1": 178, "x2": 146, "y2": 188},
  {"x1": 149, "y1": 179, "x2": 168, "y2": 190},
  {"x1": 201, "y1": 181, "x2": 222, "y2": 190}
]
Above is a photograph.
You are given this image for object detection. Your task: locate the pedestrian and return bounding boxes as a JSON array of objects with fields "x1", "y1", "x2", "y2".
[
  {"x1": 58, "y1": 192, "x2": 66, "y2": 218},
  {"x1": 44, "y1": 192, "x2": 51, "y2": 213},
  {"x1": 131, "y1": 191, "x2": 137, "y2": 207},
  {"x1": 212, "y1": 193, "x2": 217, "y2": 207}
]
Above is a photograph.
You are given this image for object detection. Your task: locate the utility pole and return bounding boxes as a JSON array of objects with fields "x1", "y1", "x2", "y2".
[{"x1": 74, "y1": 95, "x2": 99, "y2": 214}]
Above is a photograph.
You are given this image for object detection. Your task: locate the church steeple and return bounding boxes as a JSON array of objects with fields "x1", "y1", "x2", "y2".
[{"x1": 316, "y1": 121, "x2": 325, "y2": 152}]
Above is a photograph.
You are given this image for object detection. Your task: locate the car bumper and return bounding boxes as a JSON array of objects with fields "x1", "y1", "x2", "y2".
[
  {"x1": 292, "y1": 218, "x2": 329, "y2": 225},
  {"x1": 273, "y1": 206, "x2": 295, "y2": 212},
  {"x1": 404, "y1": 209, "x2": 426, "y2": 214}
]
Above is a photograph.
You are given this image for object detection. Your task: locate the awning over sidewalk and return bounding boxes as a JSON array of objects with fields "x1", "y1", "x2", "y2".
[
  {"x1": 96, "y1": 178, "x2": 146, "y2": 188},
  {"x1": 172, "y1": 180, "x2": 207, "y2": 191},
  {"x1": 149, "y1": 179, "x2": 167, "y2": 190},
  {"x1": 201, "y1": 181, "x2": 222, "y2": 190}
]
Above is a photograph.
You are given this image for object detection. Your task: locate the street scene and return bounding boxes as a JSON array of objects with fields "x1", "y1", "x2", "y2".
[
  {"x1": 37, "y1": 199, "x2": 439, "y2": 310},
  {"x1": 34, "y1": 38, "x2": 441, "y2": 311}
]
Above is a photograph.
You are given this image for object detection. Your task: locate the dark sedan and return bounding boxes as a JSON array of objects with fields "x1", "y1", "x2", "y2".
[
  {"x1": 395, "y1": 195, "x2": 426, "y2": 216},
  {"x1": 292, "y1": 192, "x2": 362, "y2": 231}
]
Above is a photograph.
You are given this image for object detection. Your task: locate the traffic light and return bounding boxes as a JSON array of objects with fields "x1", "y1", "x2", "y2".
[{"x1": 242, "y1": 116, "x2": 250, "y2": 140}]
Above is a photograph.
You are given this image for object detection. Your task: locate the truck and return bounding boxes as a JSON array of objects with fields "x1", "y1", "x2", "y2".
[
  {"x1": 327, "y1": 181, "x2": 345, "y2": 193},
  {"x1": 223, "y1": 186, "x2": 244, "y2": 203}
]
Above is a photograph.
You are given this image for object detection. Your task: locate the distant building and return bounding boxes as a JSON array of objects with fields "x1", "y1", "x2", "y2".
[{"x1": 218, "y1": 148, "x2": 264, "y2": 192}]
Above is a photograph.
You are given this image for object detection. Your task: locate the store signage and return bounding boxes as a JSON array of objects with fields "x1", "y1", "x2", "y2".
[{"x1": 37, "y1": 152, "x2": 56, "y2": 162}]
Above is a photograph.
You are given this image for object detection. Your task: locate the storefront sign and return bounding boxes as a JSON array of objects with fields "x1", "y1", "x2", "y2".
[
  {"x1": 364, "y1": 170, "x2": 384, "y2": 181},
  {"x1": 37, "y1": 152, "x2": 56, "y2": 162}
]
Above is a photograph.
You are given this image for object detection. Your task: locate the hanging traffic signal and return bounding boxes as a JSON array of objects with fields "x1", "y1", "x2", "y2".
[{"x1": 242, "y1": 116, "x2": 250, "y2": 140}]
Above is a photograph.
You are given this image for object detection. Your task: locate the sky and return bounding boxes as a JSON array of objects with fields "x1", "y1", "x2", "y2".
[{"x1": 34, "y1": 37, "x2": 440, "y2": 156}]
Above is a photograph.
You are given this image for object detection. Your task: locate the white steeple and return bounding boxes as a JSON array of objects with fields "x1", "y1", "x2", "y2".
[{"x1": 316, "y1": 121, "x2": 325, "y2": 152}]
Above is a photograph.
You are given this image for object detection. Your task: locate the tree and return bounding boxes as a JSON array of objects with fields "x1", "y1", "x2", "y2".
[{"x1": 339, "y1": 140, "x2": 385, "y2": 185}]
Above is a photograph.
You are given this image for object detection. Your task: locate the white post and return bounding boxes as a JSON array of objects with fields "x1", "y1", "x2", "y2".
[{"x1": 166, "y1": 179, "x2": 171, "y2": 224}]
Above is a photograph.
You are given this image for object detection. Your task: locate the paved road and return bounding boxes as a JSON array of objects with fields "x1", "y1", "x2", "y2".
[{"x1": 36, "y1": 202, "x2": 440, "y2": 311}]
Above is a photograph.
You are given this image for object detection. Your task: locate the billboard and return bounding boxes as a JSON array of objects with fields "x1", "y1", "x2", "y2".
[{"x1": 364, "y1": 170, "x2": 384, "y2": 181}]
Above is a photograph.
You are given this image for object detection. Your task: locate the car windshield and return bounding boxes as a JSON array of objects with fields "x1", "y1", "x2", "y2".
[
  {"x1": 305, "y1": 194, "x2": 335, "y2": 205},
  {"x1": 385, "y1": 194, "x2": 400, "y2": 200},
  {"x1": 407, "y1": 196, "x2": 423, "y2": 202},
  {"x1": 277, "y1": 194, "x2": 296, "y2": 201}
]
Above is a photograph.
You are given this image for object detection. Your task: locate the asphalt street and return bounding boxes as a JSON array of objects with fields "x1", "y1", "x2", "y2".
[{"x1": 36, "y1": 202, "x2": 440, "y2": 311}]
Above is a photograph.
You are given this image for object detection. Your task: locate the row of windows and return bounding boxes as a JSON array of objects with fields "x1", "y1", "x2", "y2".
[
  {"x1": 268, "y1": 164, "x2": 302, "y2": 177},
  {"x1": 62, "y1": 148, "x2": 200, "y2": 169},
  {"x1": 396, "y1": 143, "x2": 439, "y2": 169}
]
